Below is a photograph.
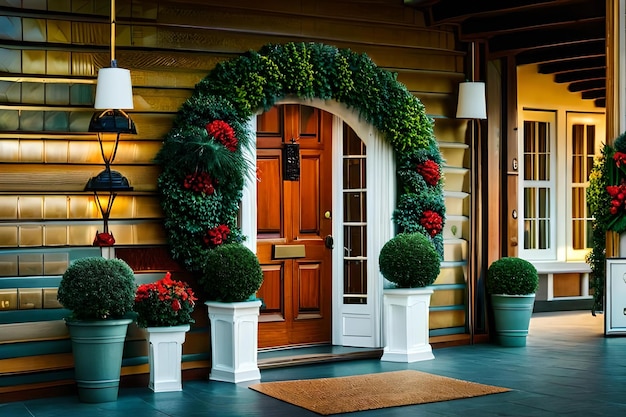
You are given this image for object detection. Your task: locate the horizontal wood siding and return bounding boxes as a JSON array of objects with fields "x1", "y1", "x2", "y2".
[{"x1": 0, "y1": 0, "x2": 470, "y2": 392}]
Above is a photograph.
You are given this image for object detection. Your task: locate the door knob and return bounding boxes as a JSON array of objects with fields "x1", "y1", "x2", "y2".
[
  {"x1": 325, "y1": 235, "x2": 334, "y2": 249},
  {"x1": 324, "y1": 211, "x2": 332, "y2": 219}
]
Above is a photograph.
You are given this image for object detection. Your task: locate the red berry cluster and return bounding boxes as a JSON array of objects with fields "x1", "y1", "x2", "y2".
[
  {"x1": 415, "y1": 159, "x2": 440, "y2": 186},
  {"x1": 607, "y1": 184, "x2": 626, "y2": 215},
  {"x1": 204, "y1": 224, "x2": 230, "y2": 247},
  {"x1": 183, "y1": 171, "x2": 215, "y2": 195},
  {"x1": 206, "y1": 120, "x2": 238, "y2": 152},
  {"x1": 420, "y1": 209, "x2": 443, "y2": 237}
]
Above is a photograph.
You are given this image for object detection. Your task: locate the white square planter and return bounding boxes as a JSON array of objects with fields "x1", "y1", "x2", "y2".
[
  {"x1": 146, "y1": 324, "x2": 190, "y2": 392},
  {"x1": 205, "y1": 300, "x2": 262, "y2": 383},
  {"x1": 381, "y1": 287, "x2": 434, "y2": 363}
]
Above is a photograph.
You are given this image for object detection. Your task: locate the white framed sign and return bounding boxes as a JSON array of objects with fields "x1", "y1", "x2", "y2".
[{"x1": 605, "y1": 258, "x2": 626, "y2": 335}]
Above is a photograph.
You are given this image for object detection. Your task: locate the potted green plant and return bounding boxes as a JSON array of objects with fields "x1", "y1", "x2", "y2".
[
  {"x1": 486, "y1": 257, "x2": 539, "y2": 347},
  {"x1": 134, "y1": 271, "x2": 197, "y2": 392},
  {"x1": 56, "y1": 256, "x2": 136, "y2": 403},
  {"x1": 198, "y1": 243, "x2": 264, "y2": 383},
  {"x1": 378, "y1": 232, "x2": 441, "y2": 363}
]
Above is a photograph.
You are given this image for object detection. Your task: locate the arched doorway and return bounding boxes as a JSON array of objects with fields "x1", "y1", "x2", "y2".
[{"x1": 241, "y1": 99, "x2": 395, "y2": 349}]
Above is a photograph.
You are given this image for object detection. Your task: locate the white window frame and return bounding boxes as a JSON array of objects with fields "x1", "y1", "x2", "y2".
[
  {"x1": 565, "y1": 111, "x2": 605, "y2": 262},
  {"x1": 519, "y1": 109, "x2": 557, "y2": 261}
]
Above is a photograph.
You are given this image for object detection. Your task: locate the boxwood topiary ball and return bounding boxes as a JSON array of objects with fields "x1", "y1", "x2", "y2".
[
  {"x1": 199, "y1": 243, "x2": 264, "y2": 302},
  {"x1": 487, "y1": 257, "x2": 538, "y2": 295},
  {"x1": 379, "y1": 232, "x2": 440, "y2": 288},
  {"x1": 57, "y1": 257, "x2": 136, "y2": 320}
]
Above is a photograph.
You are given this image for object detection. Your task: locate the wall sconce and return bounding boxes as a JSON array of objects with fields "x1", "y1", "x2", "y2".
[{"x1": 456, "y1": 81, "x2": 487, "y2": 119}]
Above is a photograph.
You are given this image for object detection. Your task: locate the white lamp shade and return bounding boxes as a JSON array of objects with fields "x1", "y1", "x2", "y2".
[
  {"x1": 94, "y1": 67, "x2": 134, "y2": 110},
  {"x1": 456, "y1": 81, "x2": 486, "y2": 119}
]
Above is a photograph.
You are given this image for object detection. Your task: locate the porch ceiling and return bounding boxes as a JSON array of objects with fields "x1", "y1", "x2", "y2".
[{"x1": 405, "y1": 0, "x2": 607, "y2": 108}]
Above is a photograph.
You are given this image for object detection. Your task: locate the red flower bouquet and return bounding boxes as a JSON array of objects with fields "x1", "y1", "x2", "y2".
[
  {"x1": 415, "y1": 159, "x2": 441, "y2": 186},
  {"x1": 204, "y1": 224, "x2": 230, "y2": 247},
  {"x1": 206, "y1": 120, "x2": 238, "y2": 151},
  {"x1": 134, "y1": 272, "x2": 197, "y2": 328},
  {"x1": 420, "y1": 209, "x2": 443, "y2": 237}
]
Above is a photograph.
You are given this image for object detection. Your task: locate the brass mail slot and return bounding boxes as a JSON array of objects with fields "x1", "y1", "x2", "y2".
[{"x1": 273, "y1": 244, "x2": 306, "y2": 259}]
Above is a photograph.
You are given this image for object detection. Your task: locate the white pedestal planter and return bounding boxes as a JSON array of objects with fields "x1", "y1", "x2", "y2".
[
  {"x1": 205, "y1": 300, "x2": 262, "y2": 383},
  {"x1": 146, "y1": 324, "x2": 190, "y2": 392},
  {"x1": 381, "y1": 287, "x2": 434, "y2": 363}
]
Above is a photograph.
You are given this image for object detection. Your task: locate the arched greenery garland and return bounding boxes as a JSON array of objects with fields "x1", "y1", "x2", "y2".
[{"x1": 156, "y1": 42, "x2": 446, "y2": 277}]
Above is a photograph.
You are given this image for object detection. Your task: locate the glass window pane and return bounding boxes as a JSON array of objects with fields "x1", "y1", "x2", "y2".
[
  {"x1": 524, "y1": 220, "x2": 535, "y2": 249},
  {"x1": 343, "y1": 158, "x2": 365, "y2": 189},
  {"x1": 343, "y1": 192, "x2": 366, "y2": 222},
  {"x1": 572, "y1": 219, "x2": 584, "y2": 250},
  {"x1": 524, "y1": 188, "x2": 536, "y2": 218},
  {"x1": 523, "y1": 154, "x2": 534, "y2": 180},
  {"x1": 539, "y1": 219, "x2": 549, "y2": 249},
  {"x1": 587, "y1": 125, "x2": 596, "y2": 154},
  {"x1": 538, "y1": 188, "x2": 549, "y2": 218},
  {"x1": 344, "y1": 225, "x2": 366, "y2": 257},
  {"x1": 538, "y1": 122, "x2": 548, "y2": 153},
  {"x1": 572, "y1": 155, "x2": 582, "y2": 183}
]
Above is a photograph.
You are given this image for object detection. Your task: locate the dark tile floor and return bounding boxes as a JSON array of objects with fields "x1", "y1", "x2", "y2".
[{"x1": 2, "y1": 311, "x2": 624, "y2": 416}]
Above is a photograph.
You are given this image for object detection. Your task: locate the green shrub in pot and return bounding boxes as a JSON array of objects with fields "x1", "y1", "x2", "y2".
[
  {"x1": 486, "y1": 257, "x2": 538, "y2": 295},
  {"x1": 486, "y1": 257, "x2": 538, "y2": 347},
  {"x1": 56, "y1": 256, "x2": 136, "y2": 403},
  {"x1": 379, "y1": 232, "x2": 440, "y2": 288},
  {"x1": 57, "y1": 257, "x2": 136, "y2": 320},
  {"x1": 198, "y1": 243, "x2": 264, "y2": 302}
]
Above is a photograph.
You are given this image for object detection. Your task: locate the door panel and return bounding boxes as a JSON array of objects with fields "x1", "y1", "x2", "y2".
[{"x1": 256, "y1": 104, "x2": 332, "y2": 348}]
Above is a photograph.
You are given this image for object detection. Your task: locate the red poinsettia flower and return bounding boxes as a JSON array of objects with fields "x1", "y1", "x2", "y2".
[
  {"x1": 206, "y1": 120, "x2": 238, "y2": 151},
  {"x1": 203, "y1": 224, "x2": 230, "y2": 247},
  {"x1": 420, "y1": 209, "x2": 443, "y2": 237},
  {"x1": 134, "y1": 272, "x2": 197, "y2": 328},
  {"x1": 415, "y1": 159, "x2": 441, "y2": 186}
]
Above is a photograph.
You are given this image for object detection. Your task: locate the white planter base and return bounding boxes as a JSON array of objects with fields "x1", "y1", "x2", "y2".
[
  {"x1": 381, "y1": 287, "x2": 434, "y2": 363},
  {"x1": 146, "y1": 324, "x2": 190, "y2": 393},
  {"x1": 205, "y1": 300, "x2": 262, "y2": 384}
]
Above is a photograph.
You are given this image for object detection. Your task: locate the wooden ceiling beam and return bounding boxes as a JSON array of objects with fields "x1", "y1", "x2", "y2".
[
  {"x1": 538, "y1": 56, "x2": 605, "y2": 74},
  {"x1": 486, "y1": 21, "x2": 605, "y2": 54},
  {"x1": 553, "y1": 68, "x2": 606, "y2": 83},
  {"x1": 515, "y1": 40, "x2": 605, "y2": 65}
]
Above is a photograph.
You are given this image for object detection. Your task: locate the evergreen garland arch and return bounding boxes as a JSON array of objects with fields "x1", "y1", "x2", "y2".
[{"x1": 156, "y1": 42, "x2": 446, "y2": 274}]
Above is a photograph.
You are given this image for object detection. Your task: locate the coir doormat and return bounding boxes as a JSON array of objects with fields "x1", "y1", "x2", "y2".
[{"x1": 249, "y1": 369, "x2": 510, "y2": 415}]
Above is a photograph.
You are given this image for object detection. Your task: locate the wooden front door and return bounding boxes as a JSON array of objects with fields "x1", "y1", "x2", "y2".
[{"x1": 255, "y1": 104, "x2": 333, "y2": 348}]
